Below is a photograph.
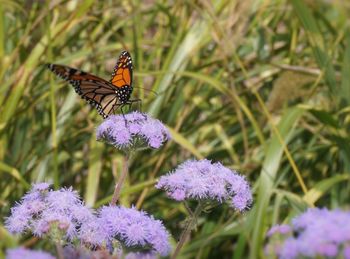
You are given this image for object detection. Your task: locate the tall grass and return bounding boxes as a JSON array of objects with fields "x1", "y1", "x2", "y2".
[{"x1": 1, "y1": 0, "x2": 350, "y2": 258}]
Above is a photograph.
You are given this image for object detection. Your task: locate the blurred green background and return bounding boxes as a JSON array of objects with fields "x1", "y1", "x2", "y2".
[{"x1": 1, "y1": 0, "x2": 350, "y2": 258}]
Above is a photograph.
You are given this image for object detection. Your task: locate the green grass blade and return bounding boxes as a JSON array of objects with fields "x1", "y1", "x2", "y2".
[
  {"x1": 249, "y1": 106, "x2": 304, "y2": 259},
  {"x1": 148, "y1": 19, "x2": 212, "y2": 117},
  {"x1": 0, "y1": 225, "x2": 17, "y2": 254},
  {"x1": 340, "y1": 29, "x2": 350, "y2": 106},
  {"x1": 168, "y1": 127, "x2": 204, "y2": 159},
  {"x1": 0, "y1": 161, "x2": 29, "y2": 188},
  {"x1": 303, "y1": 174, "x2": 350, "y2": 205},
  {"x1": 84, "y1": 137, "x2": 103, "y2": 207},
  {"x1": 290, "y1": 0, "x2": 338, "y2": 97}
]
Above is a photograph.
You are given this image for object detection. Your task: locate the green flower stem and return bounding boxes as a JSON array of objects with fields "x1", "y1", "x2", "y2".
[
  {"x1": 110, "y1": 154, "x2": 130, "y2": 205},
  {"x1": 171, "y1": 202, "x2": 203, "y2": 259}
]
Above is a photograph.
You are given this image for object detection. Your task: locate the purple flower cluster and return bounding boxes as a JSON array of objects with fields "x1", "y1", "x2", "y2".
[
  {"x1": 265, "y1": 208, "x2": 350, "y2": 259},
  {"x1": 84, "y1": 206, "x2": 171, "y2": 256},
  {"x1": 5, "y1": 183, "x2": 94, "y2": 242},
  {"x1": 6, "y1": 247, "x2": 55, "y2": 259},
  {"x1": 63, "y1": 246, "x2": 115, "y2": 259},
  {"x1": 6, "y1": 184, "x2": 171, "y2": 256},
  {"x1": 125, "y1": 252, "x2": 157, "y2": 259},
  {"x1": 266, "y1": 224, "x2": 292, "y2": 237},
  {"x1": 156, "y1": 159, "x2": 252, "y2": 211},
  {"x1": 96, "y1": 111, "x2": 171, "y2": 149},
  {"x1": 63, "y1": 246, "x2": 157, "y2": 259}
]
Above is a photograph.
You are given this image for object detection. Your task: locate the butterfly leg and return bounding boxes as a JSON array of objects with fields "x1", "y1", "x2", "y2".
[
  {"x1": 112, "y1": 102, "x2": 127, "y2": 125},
  {"x1": 128, "y1": 99, "x2": 147, "y2": 119},
  {"x1": 120, "y1": 104, "x2": 129, "y2": 127},
  {"x1": 128, "y1": 98, "x2": 142, "y2": 112},
  {"x1": 128, "y1": 99, "x2": 146, "y2": 119},
  {"x1": 138, "y1": 100, "x2": 143, "y2": 113}
]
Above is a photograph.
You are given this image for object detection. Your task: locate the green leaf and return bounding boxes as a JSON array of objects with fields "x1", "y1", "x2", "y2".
[
  {"x1": 303, "y1": 174, "x2": 350, "y2": 204},
  {"x1": 308, "y1": 109, "x2": 340, "y2": 128}
]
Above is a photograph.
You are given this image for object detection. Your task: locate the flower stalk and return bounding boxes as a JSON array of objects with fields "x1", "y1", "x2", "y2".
[
  {"x1": 171, "y1": 202, "x2": 203, "y2": 259},
  {"x1": 110, "y1": 154, "x2": 129, "y2": 205},
  {"x1": 55, "y1": 242, "x2": 64, "y2": 259}
]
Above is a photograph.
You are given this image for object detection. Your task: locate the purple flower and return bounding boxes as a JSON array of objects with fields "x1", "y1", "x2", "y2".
[
  {"x1": 98, "y1": 205, "x2": 171, "y2": 256},
  {"x1": 265, "y1": 208, "x2": 350, "y2": 259},
  {"x1": 6, "y1": 247, "x2": 55, "y2": 259},
  {"x1": 267, "y1": 224, "x2": 292, "y2": 237},
  {"x1": 63, "y1": 246, "x2": 156, "y2": 259},
  {"x1": 32, "y1": 182, "x2": 51, "y2": 192},
  {"x1": 156, "y1": 159, "x2": 253, "y2": 211},
  {"x1": 6, "y1": 184, "x2": 171, "y2": 256},
  {"x1": 125, "y1": 252, "x2": 157, "y2": 259},
  {"x1": 5, "y1": 183, "x2": 50, "y2": 234},
  {"x1": 63, "y1": 246, "x2": 113, "y2": 259},
  {"x1": 33, "y1": 211, "x2": 76, "y2": 239},
  {"x1": 79, "y1": 217, "x2": 110, "y2": 247},
  {"x1": 5, "y1": 183, "x2": 94, "y2": 243},
  {"x1": 344, "y1": 245, "x2": 350, "y2": 259},
  {"x1": 5, "y1": 203, "x2": 34, "y2": 233},
  {"x1": 278, "y1": 239, "x2": 299, "y2": 259},
  {"x1": 96, "y1": 111, "x2": 171, "y2": 149},
  {"x1": 45, "y1": 187, "x2": 82, "y2": 212}
]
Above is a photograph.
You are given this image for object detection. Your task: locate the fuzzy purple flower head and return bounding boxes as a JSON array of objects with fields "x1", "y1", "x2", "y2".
[
  {"x1": 125, "y1": 252, "x2": 157, "y2": 259},
  {"x1": 265, "y1": 208, "x2": 350, "y2": 259},
  {"x1": 6, "y1": 247, "x2": 55, "y2": 259},
  {"x1": 156, "y1": 159, "x2": 253, "y2": 211},
  {"x1": 78, "y1": 215, "x2": 110, "y2": 247},
  {"x1": 6, "y1": 183, "x2": 171, "y2": 256},
  {"x1": 62, "y1": 246, "x2": 157, "y2": 259},
  {"x1": 96, "y1": 111, "x2": 171, "y2": 150},
  {"x1": 5, "y1": 183, "x2": 94, "y2": 243},
  {"x1": 266, "y1": 224, "x2": 292, "y2": 237},
  {"x1": 97, "y1": 205, "x2": 171, "y2": 256}
]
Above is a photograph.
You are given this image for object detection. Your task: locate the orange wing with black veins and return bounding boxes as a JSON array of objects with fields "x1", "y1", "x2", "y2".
[
  {"x1": 46, "y1": 63, "x2": 119, "y2": 118},
  {"x1": 110, "y1": 50, "x2": 133, "y2": 88}
]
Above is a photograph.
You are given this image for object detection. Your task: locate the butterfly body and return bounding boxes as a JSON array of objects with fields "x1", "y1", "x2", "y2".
[{"x1": 47, "y1": 51, "x2": 137, "y2": 118}]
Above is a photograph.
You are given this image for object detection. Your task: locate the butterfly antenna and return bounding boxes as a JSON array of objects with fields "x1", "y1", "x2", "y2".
[{"x1": 133, "y1": 86, "x2": 158, "y2": 97}]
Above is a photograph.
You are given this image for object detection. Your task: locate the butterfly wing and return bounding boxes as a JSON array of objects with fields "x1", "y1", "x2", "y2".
[
  {"x1": 46, "y1": 64, "x2": 119, "y2": 118},
  {"x1": 110, "y1": 51, "x2": 133, "y2": 89}
]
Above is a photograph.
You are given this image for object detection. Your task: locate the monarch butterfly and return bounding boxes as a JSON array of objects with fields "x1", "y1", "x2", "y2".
[{"x1": 46, "y1": 51, "x2": 140, "y2": 118}]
